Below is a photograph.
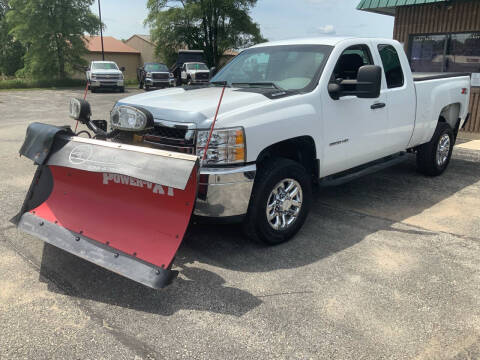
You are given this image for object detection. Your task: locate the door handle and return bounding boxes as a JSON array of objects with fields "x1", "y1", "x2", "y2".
[{"x1": 371, "y1": 102, "x2": 386, "y2": 110}]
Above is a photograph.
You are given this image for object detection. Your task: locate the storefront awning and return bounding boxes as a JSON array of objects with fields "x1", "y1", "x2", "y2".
[{"x1": 357, "y1": 0, "x2": 448, "y2": 16}]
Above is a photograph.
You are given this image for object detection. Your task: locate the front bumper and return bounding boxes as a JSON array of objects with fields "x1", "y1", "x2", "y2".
[
  {"x1": 194, "y1": 164, "x2": 256, "y2": 217},
  {"x1": 145, "y1": 78, "x2": 172, "y2": 87},
  {"x1": 91, "y1": 80, "x2": 124, "y2": 88}
]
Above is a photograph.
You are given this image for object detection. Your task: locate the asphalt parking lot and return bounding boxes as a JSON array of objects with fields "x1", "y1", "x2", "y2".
[{"x1": 1, "y1": 88, "x2": 480, "y2": 359}]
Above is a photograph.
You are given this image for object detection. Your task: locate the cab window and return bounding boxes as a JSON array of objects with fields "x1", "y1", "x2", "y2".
[
  {"x1": 332, "y1": 45, "x2": 373, "y2": 81},
  {"x1": 378, "y1": 44, "x2": 404, "y2": 88}
]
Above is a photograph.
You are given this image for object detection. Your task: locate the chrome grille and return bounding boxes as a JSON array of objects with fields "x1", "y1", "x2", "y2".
[
  {"x1": 152, "y1": 73, "x2": 169, "y2": 80},
  {"x1": 143, "y1": 124, "x2": 196, "y2": 155},
  {"x1": 95, "y1": 74, "x2": 121, "y2": 80},
  {"x1": 196, "y1": 72, "x2": 209, "y2": 80},
  {"x1": 151, "y1": 126, "x2": 187, "y2": 139}
]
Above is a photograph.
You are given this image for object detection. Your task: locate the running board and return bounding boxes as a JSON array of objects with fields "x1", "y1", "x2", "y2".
[{"x1": 320, "y1": 152, "x2": 408, "y2": 187}]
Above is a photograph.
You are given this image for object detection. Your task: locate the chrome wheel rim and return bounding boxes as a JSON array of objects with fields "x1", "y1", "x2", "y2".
[
  {"x1": 266, "y1": 179, "x2": 303, "y2": 231},
  {"x1": 436, "y1": 134, "x2": 451, "y2": 167}
]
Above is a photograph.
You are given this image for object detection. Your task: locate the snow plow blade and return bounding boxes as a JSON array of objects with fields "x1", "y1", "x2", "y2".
[{"x1": 14, "y1": 123, "x2": 199, "y2": 289}]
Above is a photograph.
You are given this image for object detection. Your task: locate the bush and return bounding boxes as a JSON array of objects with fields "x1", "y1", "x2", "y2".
[
  {"x1": 0, "y1": 78, "x2": 86, "y2": 89},
  {"x1": 0, "y1": 77, "x2": 139, "y2": 89}
]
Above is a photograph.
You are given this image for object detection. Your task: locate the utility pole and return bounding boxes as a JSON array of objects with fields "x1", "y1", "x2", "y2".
[{"x1": 98, "y1": 0, "x2": 105, "y2": 60}]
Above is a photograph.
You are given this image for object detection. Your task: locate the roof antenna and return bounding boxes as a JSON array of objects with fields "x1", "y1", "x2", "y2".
[{"x1": 202, "y1": 82, "x2": 227, "y2": 164}]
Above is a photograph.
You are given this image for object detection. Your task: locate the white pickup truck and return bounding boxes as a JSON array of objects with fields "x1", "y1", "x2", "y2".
[
  {"x1": 107, "y1": 37, "x2": 470, "y2": 245},
  {"x1": 86, "y1": 60, "x2": 125, "y2": 93}
]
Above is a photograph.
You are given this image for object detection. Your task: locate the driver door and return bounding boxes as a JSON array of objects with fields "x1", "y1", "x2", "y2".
[{"x1": 321, "y1": 43, "x2": 391, "y2": 176}]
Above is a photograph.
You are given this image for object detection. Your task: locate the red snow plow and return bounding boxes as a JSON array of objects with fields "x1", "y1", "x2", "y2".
[
  {"x1": 12, "y1": 97, "x2": 207, "y2": 289},
  {"x1": 14, "y1": 124, "x2": 199, "y2": 288}
]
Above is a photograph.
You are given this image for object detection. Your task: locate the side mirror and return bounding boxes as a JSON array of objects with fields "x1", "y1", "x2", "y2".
[
  {"x1": 210, "y1": 67, "x2": 217, "y2": 76},
  {"x1": 120, "y1": 66, "x2": 126, "y2": 72},
  {"x1": 355, "y1": 65, "x2": 382, "y2": 99},
  {"x1": 329, "y1": 65, "x2": 382, "y2": 100}
]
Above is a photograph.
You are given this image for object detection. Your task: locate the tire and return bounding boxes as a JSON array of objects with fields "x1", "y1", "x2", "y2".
[
  {"x1": 91, "y1": 87, "x2": 96, "y2": 93},
  {"x1": 119, "y1": 87, "x2": 125, "y2": 93},
  {"x1": 187, "y1": 78, "x2": 192, "y2": 86},
  {"x1": 416, "y1": 121, "x2": 454, "y2": 176},
  {"x1": 145, "y1": 85, "x2": 150, "y2": 91},
  {"x1": 243, "y1": 158, "x2": 312, "y2": 245}
]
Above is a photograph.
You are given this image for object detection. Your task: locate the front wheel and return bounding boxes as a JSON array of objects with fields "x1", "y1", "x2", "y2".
[
  {"x1": 416, "y1": 122, "x2": 454, "y2": 176},
  {"x1": 243, "y1": 158, "x2": 312, "y2": 245}
]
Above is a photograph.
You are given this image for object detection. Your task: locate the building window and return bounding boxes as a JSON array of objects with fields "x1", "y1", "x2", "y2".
[
  {"x1": 409, "y1": 32, "x2": 480, "y2": 74},
  {"x1": 378, "y1": 44, "x2": 404, "y2": 88}
]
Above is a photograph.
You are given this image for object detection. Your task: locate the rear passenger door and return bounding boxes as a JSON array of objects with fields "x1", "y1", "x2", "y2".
[{"x1": 375, "y1": 43, "x2": 416, "y2": 151}]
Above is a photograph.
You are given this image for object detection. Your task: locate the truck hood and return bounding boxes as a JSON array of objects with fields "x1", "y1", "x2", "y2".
[{"x1": 118, "y1": 87, "x2": 271, "y2": 128}]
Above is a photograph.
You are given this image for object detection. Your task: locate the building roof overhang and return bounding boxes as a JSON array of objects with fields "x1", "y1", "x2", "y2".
[{"x1": 357, "y1": 0, "x2": 449, "y2": 16}]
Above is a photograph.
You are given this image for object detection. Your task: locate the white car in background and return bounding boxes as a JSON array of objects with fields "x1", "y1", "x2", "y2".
[{"x1": 86, "y1": 61, "x2": 125, "y2": 93}]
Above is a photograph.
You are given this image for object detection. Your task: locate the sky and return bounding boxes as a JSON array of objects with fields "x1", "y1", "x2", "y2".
[{"x1": 91, "y1": 0, "x2": 394, "y2": 42}]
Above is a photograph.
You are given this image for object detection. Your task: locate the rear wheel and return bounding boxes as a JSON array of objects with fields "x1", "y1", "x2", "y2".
[
  {"x1": 243, "y1": 158, "x2": 312, "y2": 245},
  {"x1": 416, "y1": 122, "x2": 454, "y2": 176}
]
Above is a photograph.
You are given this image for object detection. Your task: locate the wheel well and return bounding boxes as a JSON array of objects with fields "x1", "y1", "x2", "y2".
[
  {"x1": 439, "y1": 103, "x2": 461, "y2": 135},
  {"x1": 257, "y1": 136, "x2": 318, "y2": 178}
]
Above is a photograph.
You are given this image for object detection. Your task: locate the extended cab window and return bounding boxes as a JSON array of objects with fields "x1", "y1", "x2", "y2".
[
  {"x1": 332, "y1": 45, "x2": 373, "y2": 81},
  {"x1": 378, "y1": 44, "x2": 404, "y2": 88}
]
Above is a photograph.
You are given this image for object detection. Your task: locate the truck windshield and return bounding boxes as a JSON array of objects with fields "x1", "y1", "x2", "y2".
[
  {"x1": 187, "y1": 63, "x2": 209, "y2": 71},
  {"x1": 145, "y1": 63, "x2": 169, "y2": 72},
  {"x1": 92, "y1": 63, "x2": 119, "y2": 70},
  {"x1": 211, "y1": 45, "x2": 333, "y2": 92}
]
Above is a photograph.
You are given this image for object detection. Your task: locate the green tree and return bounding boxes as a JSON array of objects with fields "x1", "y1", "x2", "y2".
[
  {"x1": 146, "y1": 0, "x2": 266, "y2": 68},
  {"x1": 0, "y1": 0, "x2": 25, "y2": 76},
  {"x1": 7, "y1": 0, "x2": 101, "y2": 79}
]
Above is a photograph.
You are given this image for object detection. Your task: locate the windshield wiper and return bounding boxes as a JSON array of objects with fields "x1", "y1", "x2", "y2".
[{"x1": 231, "y1": 82, "x2": 286, "y2": 91}]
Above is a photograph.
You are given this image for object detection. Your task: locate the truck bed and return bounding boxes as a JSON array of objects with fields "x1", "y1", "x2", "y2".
[{"x1": 413, "y1": 72, "x2": 471, "y2": 82}]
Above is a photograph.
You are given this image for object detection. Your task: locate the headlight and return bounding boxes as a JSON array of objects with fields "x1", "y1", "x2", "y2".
[
  {"x1": 196, "y1": 127, "x2": 245, "y2": 165},
  {"x1": 169, "y1": 73, "x2": 174, "y2": 78},
  {"x1": 146, "y1": 72, "x2": 152, "y2": 78},
  {"x1": 69, "y1": 98, "x2": 91, "y2": 123},
  {"x1": 110, "y1": 105, "x2": 153, "y2": 131}
]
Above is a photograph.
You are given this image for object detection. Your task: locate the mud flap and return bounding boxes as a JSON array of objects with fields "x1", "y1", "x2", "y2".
[{"x1": 14, "y1": 123, "x2": 199, "y2": 289}]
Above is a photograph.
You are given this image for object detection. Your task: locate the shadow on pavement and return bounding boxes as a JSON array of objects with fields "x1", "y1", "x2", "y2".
[
  {"x1": 38, "y1": 153, "x2": 480, "y2": 315},
  {"x1": 39, "y1": 244, "x2": 262, "y2": 317}
]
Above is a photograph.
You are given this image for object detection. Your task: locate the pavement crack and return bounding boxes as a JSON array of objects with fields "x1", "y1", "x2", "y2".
[{"x1": 256, "y1": 290, "x2": 315, "y2": 298}]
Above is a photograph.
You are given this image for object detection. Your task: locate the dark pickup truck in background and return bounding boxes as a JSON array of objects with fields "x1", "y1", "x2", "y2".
[
  {"x1": 137, "y1": 62, "x2": 175, "y2": 91},
  {"x1": 170, "y1": 50, "x2": 207, "y2": 86}
]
